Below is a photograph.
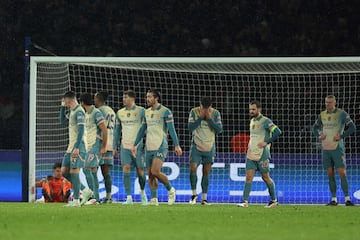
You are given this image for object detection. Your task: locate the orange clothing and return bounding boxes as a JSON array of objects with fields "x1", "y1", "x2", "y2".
[{"x1": 38, "y1": 177, "x2": 72, "y2": 203}]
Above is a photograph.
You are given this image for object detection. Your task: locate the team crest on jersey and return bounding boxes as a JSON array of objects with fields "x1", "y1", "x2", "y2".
[
  {"x1": 252, "y1": 124, "x2": 255, "y2": 130},
  {"x1": 127, "y1": 113, "x2": 131, "y2": 117},
  {"x1": 328, "y1": 116, "x2": 331, "y2": 121},
  {"x1": 151, "y1": 114, "x2": 154, "y2": 118}
]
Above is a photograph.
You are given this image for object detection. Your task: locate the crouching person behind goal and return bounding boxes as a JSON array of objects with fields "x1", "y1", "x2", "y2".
[{"x1": 37, "y1": 163, "x2": 72, "y2": 203}]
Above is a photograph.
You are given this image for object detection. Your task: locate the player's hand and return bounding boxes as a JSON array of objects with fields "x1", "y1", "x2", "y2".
[
  {"x1": 319, "y1": 134, "x2": 326, "y2": 141},
  {"x1": 200, "y1": 108, "x2": 207, "y2": 119},
  {"x1": 72, "y1": 148, "x2": 79, "y2": 159},
  {"x1": 100, "y1": 147, "x2": 106, "y2": 156},
  {"x1": 257, "y1": 141, "x2": 267, "y2": 148},
  {"x1": 333, "y1": 134, "x2": 341, "y2": 141},
  {"x1": 202, "y1": 108, "x2": 211, "y2": 120},
  {"x1": 131, "y1": 146, "x2": 137, "y2": 158},
  {"x1": 175, "y1": 146, "x2": 183, "y2": 156},
  {"x1": 113, "y1": 150, "x2": 118, "y2": 159},
  {"x1": 61, "y1": 98, "x2": 67, "y2": 107}
]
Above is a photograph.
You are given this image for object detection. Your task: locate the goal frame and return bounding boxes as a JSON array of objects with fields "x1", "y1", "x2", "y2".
[{"x1": 28, "y1": 56, "x2": 360, "y2": 202}]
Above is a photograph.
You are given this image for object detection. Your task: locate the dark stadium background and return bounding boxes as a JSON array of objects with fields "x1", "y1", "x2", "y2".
[{"x1": 1, "y1": 0, "x2": 360, "y2": 150}]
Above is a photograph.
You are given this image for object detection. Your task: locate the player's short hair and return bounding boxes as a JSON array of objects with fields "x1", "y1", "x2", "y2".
[
  {"x1": 249, "y1": 100, "x2": 262, "y2": 109},
  {"x1": 95, "y1": 91, "x2": 109, "y2": 103},
  {"x1": 124, "y1": 90, "x2": 136, "y2": 99},
  {"x1": 201, "y1": 97, "x2": 212, "y2": 108},
  {"x1": 53, "y1": 162, "x2": 62, "y2": 169},
  {"x1": 326, "y1": 95, "x2": 336, "y2": 101},
  {"x1": 148, "y1": 89, "x2": 161, "y2": 103},
  {"x1": 80, "y1": 93, "x2": 93, "y2": 105},
  {"x1": 63, "y1": 91, "x2": 76, "y2": 99}
]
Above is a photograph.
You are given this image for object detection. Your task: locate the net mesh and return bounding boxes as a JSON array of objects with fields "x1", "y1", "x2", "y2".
[{"x1": 33, "y1": 59, "x2": 360, "y2": 204}]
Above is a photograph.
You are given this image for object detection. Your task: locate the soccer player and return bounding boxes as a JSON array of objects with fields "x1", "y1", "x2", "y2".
[
  {"x1": 312, "y1": 95, "x2": 356, "y2": 206},
  {"x1": 94, "y1": 91, "x2": 116, "y2": 203},
  {"x1": 132, "y1": 89, "x2": 182, "y2": 206},
  {"x1": 237, "y1": 100, "x2": 282, "y2": 208},
  {"x1": 188, "y1": 97, "x2": 222, "y2": 205},
  {"x1": 37, "y1": 163, "x2": 72, "y2": 203},
  {"x1": 113, "y1": 90, "x2": 148, "y2": 205},
  {"x1": 80, "y1": 93, "x2": 108, "y2": 204},
  {"x1": 60, "y1": 91, "x2": 92, "y2": 207}
]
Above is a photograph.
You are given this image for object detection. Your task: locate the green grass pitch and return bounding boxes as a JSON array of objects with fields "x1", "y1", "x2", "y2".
[{"x1": 0, "y1": 203, "x2": 358, "y2": 240}]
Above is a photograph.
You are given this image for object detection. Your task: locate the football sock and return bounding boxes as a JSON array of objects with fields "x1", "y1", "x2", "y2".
[
  {"x1": 92, "y1": 171, "x2": 99, "y2": 202},
  {"x1": 150, "y1": 189, "x2": 158, "y2": 199},
  {"x1": 190, "y1": 172, "x2": 197, "y2": 193},
  {"x1": 83, "y1": 168, "x2": 94, "y2": 193},
  {"x1": 243, "y1": 182, "x2": 252, "y2": 202},
  {"x1": 138, "y1": 173, "x2": 146, "y2": 190},
  {"x1": 201, "y1": 175, "x2": 209, "y2": 194},
  {"x1": 70, "y1": 173, "x2": 80, "y2": 199},
  {"x1": 340, "y1": 176, "x2": 349, "y2": 197},
  {"x1": 328, "y1": 176, "x2": 337, "y2": 198},
  {"x1": 123, "y1": 172, "x2": 131, "y2": 196},
  {"x1": 267, "y1": 181, "x2": 277, "y2": 201},
  {"x1": 63, "y1": 172, "x2": 71, "y2": 182},
  {"x1": 202, "y1": 193, "x2": 207, "y2": 201},
  {"x1": 103, "y1": 173, "x2": 112, "y2": 195},
  {"x1": 164, "y1": 182, "x2": 172, "y2": 191}
]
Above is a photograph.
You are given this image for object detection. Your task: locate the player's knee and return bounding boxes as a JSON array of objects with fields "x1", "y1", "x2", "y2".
[
  {"x1": 123, "y1": 164, "x2": 131, "y2": 173},
  {"x1": 150, "y1": 168, "x2": 161, "y2": 177},
  {"x1": 245, "y1": 176, "x2": 253, "y2": 182},
  {"x1": 190, "y1": 166, "x2": 197, "y2": 173}
]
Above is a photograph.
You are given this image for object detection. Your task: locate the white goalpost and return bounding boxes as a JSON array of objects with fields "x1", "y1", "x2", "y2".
[{"x1": 29, "y1": 57, "x2": 360, "y2": 204}]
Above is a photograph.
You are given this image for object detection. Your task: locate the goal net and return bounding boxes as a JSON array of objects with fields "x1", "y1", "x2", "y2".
[{"x1": 29, "y1": 57, "x2": 360, "y2": 204}]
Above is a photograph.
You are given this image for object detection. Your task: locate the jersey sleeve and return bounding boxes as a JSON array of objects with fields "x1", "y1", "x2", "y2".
[
  {"x1": 263, "y1": 118, "x2": 281, "y2": 143},
  {"x1": 188, "y1": 109, "x2": 202, "y2": 132},
  {"x1": 74, "y1": 110, "x2": 85, "y2": 148},
  {"x1": 75, "y1": 110, "x2": 86, "y2": 125},
  {"x1": 94, "y1": 111, "x2": 105, "y2": 126},
  {"x1": 140, "y1": 108, "x2": 146, "y2": 124},
  {"x1": 207, "y1": 110, "x2": 222, "y2": 134},
  {"x1": 165, "y1": 109, "x2": 180, "y2": 146},
  {"x1": 263, "y1": 118, "x2": 276, "y2": 132},
  {"x1": 188, "y1": 109, "x2": 195, "y2": 123},
  {"x1": 342, "y1": 111, "x2": 353, "y2": 126},
  {"x1": 312, "y1": 114, "x2": 322, "y2": 137},
  {"x1": 113, "y1": 112, "x2": 122, "y2": 149}
]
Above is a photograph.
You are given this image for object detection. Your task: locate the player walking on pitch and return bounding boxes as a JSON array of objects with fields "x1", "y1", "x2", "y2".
[
  {"x1": 94, "y1": 91, "x2": 116, "y2": 203},
  {"x1": 132, "y1": 89, "x2": 182, "y2": 206},
  {"x1": 188, "y1": 97, "x2": 222, "y2": 205},
  {"x1": 312, "y1": 95, "x2": 356, "y2": 206},
  {"x1": 60, "y1": 91, "x2": 92, "y2": 207},
  {"x1": 80, "y1": 93, "x2": 108, "y2": 204},
  {"x1": 237, "y1": 100, "x2": 282, "y2": 208},
  {"x1": 114, "y1": 90, "x2": 148, "y2": 205}
]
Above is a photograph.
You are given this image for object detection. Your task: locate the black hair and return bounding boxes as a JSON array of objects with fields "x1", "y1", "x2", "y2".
[
  {"x1": 249, "y1": 100, "x2": 262, "y2": 108},
  {"x1": 124, "y1": 90, "x2": 136, "y2": 99},
  {"x1": 63, "y1": 91, "x2": 76, "y2": 99},
  {"x1": 53, "y1": 162, "x2": 62, "y2": 169},
  {"x1": 80, "y1": 93, "x2": 93, "y2": 105},
  {"x1": 95, "y1": 91, "x2": 109, "y2": 103},
  {"x1": 201, "y1": 97, "x2": 212, "y2": 108},
  {"x1": 148, "y1": 89, "x2": 161, "y2": 103}
]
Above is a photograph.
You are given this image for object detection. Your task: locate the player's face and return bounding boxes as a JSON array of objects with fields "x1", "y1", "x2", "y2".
[
  {"x1": 53, "y1": 168, "x2": 62, "y2": 179},
  {"x1": 94, "y1": 96, "x2": 101, "y2": 107},
  {"x1": 325, "y1": 98, "x2": 336, "y2": 111},
  {"x1": 63, "y1": 97, "x2": 72, "y2": 107},
  {"x1": 146, "y1": 92, "x2": 157, "y2": 107},
  {"x1": 249, "y1": 104, "x2": 260, "y2": 117},
  {"x1": 123, "y1": 94, "x2": 133, "y2": 106}
]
